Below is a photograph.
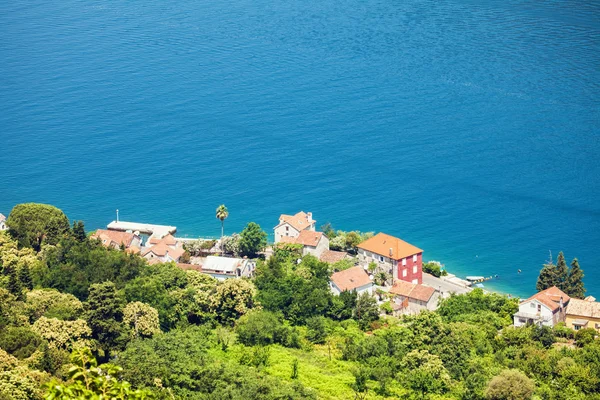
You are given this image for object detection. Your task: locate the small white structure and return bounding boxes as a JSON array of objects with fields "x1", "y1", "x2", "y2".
[
  {"x1": 279, "y1": 230, "x2": 330, "y2": 258},
  {"x1": 274, "y1": 211, "x2": 316, "y2": 243},
  {"x1": 513, "y1": 286, "x2": 570, "y2": 328},
  {"x1": 200, "y1": 256, "x2": 255, "y2": 280},
  {"x1": 330, "y1": 266, "x2": 373, "y2": 296},
  {"x1": 0, "y1": 214, "x2": 7, "y2": 231}
]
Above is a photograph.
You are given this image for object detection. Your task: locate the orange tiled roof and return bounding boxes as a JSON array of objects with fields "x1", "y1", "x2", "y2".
[
  {"x1": 91, "y1": 229, "x2": 135, "y2": 248},
  {"x1": 126, "y1": 245, "x2": 141, "y2": 255},
  {"x1": 331, "y1": 266, "x2": 372, "y2": 292},
  {"x1": 357, "y1": 233, "x2": 422, "y2": 260},
  {"x1": 276, "y1": 211, "x2": 314, "y2": 232},
  {"x1": 142, "y1": 242, "x2": 184, "y2": 260},
  {"x1": 524, "y1": 286, "x2": 570, "y2": 312},
  {"x1": 320, "y1": 250, "x2": 349, "y2": 264},
  {"x1": 390, "y1": 280, "x2": 435, "y2": 302},
  {"x1": 292, "y1": 231, "x2": 324, "y2": 247}
]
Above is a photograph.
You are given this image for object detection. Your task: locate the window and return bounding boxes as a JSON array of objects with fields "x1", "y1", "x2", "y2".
[
  {"x1": 574, "y1": 325, "x2": 581, "y2": 331},
  {"x1": 402, "y1": 258, "x2": 406, "y2": 266},
  {"x1": 413, "y1": 254, "x2": 417, "y2": 262},
  {"x1": 530, "y1": 303, "x2": 536, "y2": 309},
  {"x1": 412, "y1": 279, "x2": 418, "y2": 284},
  {"x1": 413, "y1": 265, "x2": 417, "y2": 274},
  {"x1": 519, "y1": 318, "x2": 526, "y2": 323},
  {"x1": 286, "y1": 226, "x2": 289, "y2": 231},
  {"x1": 379, "y1": 256, "x2": 384, "y2": 262},
  {"x1": 402, "y1": 269, "x2": 407, "y2": 278},
  {"x1": 537, "y1": 304, "x2": 541, "y2": 312}
]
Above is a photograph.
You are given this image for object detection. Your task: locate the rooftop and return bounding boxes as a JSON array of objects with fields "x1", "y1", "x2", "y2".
[
  {"x1": 357, "y1": 232, "x2": 422, "y2": 260},
  {"x1": 389, "y1": 280, "x2": 435, "y2": 302},
  {"x1": 91, "y1": 229, "x2": 136, "y2": 248},
  {"x1": 522, "y1": 286, "x2": 570, "y2": 312},
  {"x1": 566, "y1": 298, "x2": 600, "y2": 319},
  {"x1": 331, "y1": 266, "x2": 372, "y2": 292},
  {"x1": 320, "y1": 250, "x2": 349, "y2": 264},
  {"x1": 203, "y1": 256, "x2": 247, "y2": 273},
  {"x1": 107, "y1": 220, "x2": 176, "y2": 239},
  {"x1": 280, "y1": 230, "x2": 325, "y2": 247},
  {"x1": 276, "y1": 211, "x2": 314, "y2": 232},
  {"x1": 142, "y1": 242, "x2": 184, "y2": 260},
  {"x1": 0, "y1": 213, "x2": 5, "y2": 222}
]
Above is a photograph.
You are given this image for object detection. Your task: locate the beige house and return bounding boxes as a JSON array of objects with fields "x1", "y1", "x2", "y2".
[
  {"x1": 565, "y1": 296, "x2": 600, "y2": 332},
  {"x1": 0, "y1": 214, "x2": 7, "y2": 231},
  {"x1": 330, "y1": 266, "x2": 373, "y2": 296},
  {"x1": 141, "y1": 234, "x2": 184, "y2": 263},
  {"x1": 513, "y1": 286, "x2": 570, "y2": 328},
  {"x1": 280, "y1": 230, "x2": 329, "y2": 258},
  {"x1": 389, "y1": 280, "x2": 438, "y2": 314},
  {"x1": 274, "y1": 211, "x2": 316, "y2": 243}
]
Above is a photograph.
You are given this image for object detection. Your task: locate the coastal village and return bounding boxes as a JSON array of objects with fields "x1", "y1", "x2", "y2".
[{"x1": 73, "y1": 209, "x2": 600, "y2": 332}]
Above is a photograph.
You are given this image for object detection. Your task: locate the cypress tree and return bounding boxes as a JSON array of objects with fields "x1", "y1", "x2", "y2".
[
  {"x1": 536, "y1": 255, "x2": 558, "y2": 292},
  {"x1": 72, "y1": 221, "x2": 86, "y2": 242},
  {"x1": 555, "y1": 251, "x2": 569, "y2": 291},
  {"x1": 567, "y1": 258, "x2": 586, "y2": 299}
]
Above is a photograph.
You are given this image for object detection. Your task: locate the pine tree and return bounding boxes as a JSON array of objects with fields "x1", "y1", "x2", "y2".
[
  {"x1": 18, "y1": 265, "x2": 33, "y2": 290},
  {"x1": 555, "y1": 251, "x2": 569, "y2": 291},
  {"x1": 567, "y1": 258, "x2": 586, "y2": 299}
]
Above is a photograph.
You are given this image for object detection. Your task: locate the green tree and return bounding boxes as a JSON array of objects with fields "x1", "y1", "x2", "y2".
[
  {"x1": 567, "y1": 258, "x2": 585, "y2": 299},
  {"x1": 72, "y1": 221, "x2": 86, "y2": 242},
  {"x1": 123, "y1": 302, "x2": 161, "y2": 339},
  {"x1": 85, "y1": 281, "x2": 127, "y2": 361},
  {"x1": 536, "y1": 252, "x2": 563, "y2": 292},
  {"x1": 215, "y1": 204, "x2": 229, "y2": 252},
  {"x1": 44, "y1": 347, "x2": 154, "y2": 399},
  {"x1": 6, "y1": 203, "x2": 70, "y2": 251},
  {"x1": 6, "y1": 264, "x2": 23, "y2": 300},
  {"x1": 484, "y1": 369, "x2": 535, "y2": 400},
  {"x1": 239, "y1": 222, "x2": 267, "y2": 258},
  {"x1": 18, "y1": 263, "x2": 33, "y2": 291},
  {"x1": 235, "y1": 310, "x2": 283, "y2": 346},
  {"x1": 354, "y1": 292, "x2": 379, "y2": 330},
  {"x1": 555, "y1": 251, "x2": 569, "y2": 291},
  {"x1": 212, "y1": 278, "x2": 257, "y2": 325}
]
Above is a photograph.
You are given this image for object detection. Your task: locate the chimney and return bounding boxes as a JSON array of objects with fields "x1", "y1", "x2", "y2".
[
  {"x1": 559, "y1": 296, "x2": 564, "y2": 310},
  {"x1": 307, "y1": 212, "x2": 312, "y2": 221},
  {"x1": 389, "y1": 248, "x2": 393, "y2": 257}
]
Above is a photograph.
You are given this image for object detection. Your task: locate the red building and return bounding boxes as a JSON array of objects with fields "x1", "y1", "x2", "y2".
[{"x1": 357, "y1": 232, "x2": 423, "y2": 284}]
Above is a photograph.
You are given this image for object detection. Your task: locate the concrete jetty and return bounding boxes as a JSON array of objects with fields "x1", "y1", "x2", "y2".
[{"x1": 107, "y1": 221, "x2": 176, "y2": 239}]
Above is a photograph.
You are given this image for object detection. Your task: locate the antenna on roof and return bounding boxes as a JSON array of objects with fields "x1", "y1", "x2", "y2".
[{"x1": 116, "y1": 209, "x2": 119, "y2": 223}]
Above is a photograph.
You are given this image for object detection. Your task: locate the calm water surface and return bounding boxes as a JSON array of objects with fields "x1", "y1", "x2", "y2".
[{"x1": 1, "y1": 0, "x2": 599, "y2": 297}]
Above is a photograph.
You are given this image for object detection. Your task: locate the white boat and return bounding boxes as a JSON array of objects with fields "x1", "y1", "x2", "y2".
[{"x1": 466, "y1": 276, "x2": 485, "y2": 282}]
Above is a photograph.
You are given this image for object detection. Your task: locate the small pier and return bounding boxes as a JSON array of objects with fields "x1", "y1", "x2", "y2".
[{"x1": 107, "y1": 221, "x2": 176, "y2": 239}]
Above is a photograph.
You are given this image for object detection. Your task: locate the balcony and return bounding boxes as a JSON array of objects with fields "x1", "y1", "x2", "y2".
[{"x1": 514, "y1": 311, "x2": 551, "y2": 323}]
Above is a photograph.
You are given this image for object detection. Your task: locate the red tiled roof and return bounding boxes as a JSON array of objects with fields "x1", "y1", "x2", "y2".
[
  {"x1": 525, "y1": 286, "x2": 570, "y2": 312},
  {"x1": 276, "y1": 211, "x2": 314, "y2": 232},
  {"x1": 320, "y1": 250, "x2": 349, "y2": 264},
  {"x1": 331, "y1": 266, "x2": 372, "y2": 292},
  {"x1": 389, "y1": 280, "x2": 435, "y2": 302},
  {"x1": 91, "y1": 229, "x2": 135, "y2": 248},
  {"x1": 295, "y1": 231, "x2": 324, "y2": 247},
  {"x1": 357, "y1": 233, "x2": 422, "y2": 261}
]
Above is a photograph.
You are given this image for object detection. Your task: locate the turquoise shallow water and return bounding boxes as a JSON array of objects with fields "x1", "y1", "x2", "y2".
[{"x1": 1, "y1": 0, "x2": 599, "y2": 298}]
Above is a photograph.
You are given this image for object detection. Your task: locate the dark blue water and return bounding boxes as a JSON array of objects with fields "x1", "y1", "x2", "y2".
[{"x1": 1, "y1": 0, "x2": 599, "y2": 297}]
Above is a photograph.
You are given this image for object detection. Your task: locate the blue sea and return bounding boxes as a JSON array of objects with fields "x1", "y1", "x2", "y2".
[{"x1": 1, "y1": 0, "x2": 599, "y2": 298}]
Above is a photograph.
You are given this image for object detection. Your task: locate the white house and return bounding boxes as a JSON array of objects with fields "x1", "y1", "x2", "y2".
[
  {"x1": 0, "y1": 214, "x2": 7, "y2": 231},
  {"x1": 279, "y1": 230, "x2": 330, "y2": 258},
  {"x1": 330, "y1": 266, "x2": 373, "y2": 296},
  {"x1": 199, "y1": 256, "x2": 255, "y2": 280},
  {"x1": 513, "y1": 286, "x2": 570, "y2": 328},
  {"x1": 389, "y1": 280, "x2": 439, "y2": 315},
  {"x1": 274, "y1": 211, "x2": 316, "y2": 243}
]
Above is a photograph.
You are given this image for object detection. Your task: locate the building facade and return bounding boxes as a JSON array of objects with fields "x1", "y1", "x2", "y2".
[
  {"x1": 356, "y1": 233, "x2": 423, "y2": 284},
  {"x1": 565, "y1": 297, "x2": 600, "y2": 332},
  {"x1": 330, "y1": 266, "x2": 373, "y2": 296}
]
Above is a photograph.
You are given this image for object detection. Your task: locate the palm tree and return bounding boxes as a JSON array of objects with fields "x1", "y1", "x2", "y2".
[{"x1": 216, "y1": 204, "x2": 229, "y2": 252}]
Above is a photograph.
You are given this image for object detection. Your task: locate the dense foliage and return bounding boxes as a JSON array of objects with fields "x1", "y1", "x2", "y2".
[
  {"x1": 537, "y1": 251, "x2": 586, "y2": 298},
  {"x1": 1, "y1": 203, "x2": 599, "y2": 399}
]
